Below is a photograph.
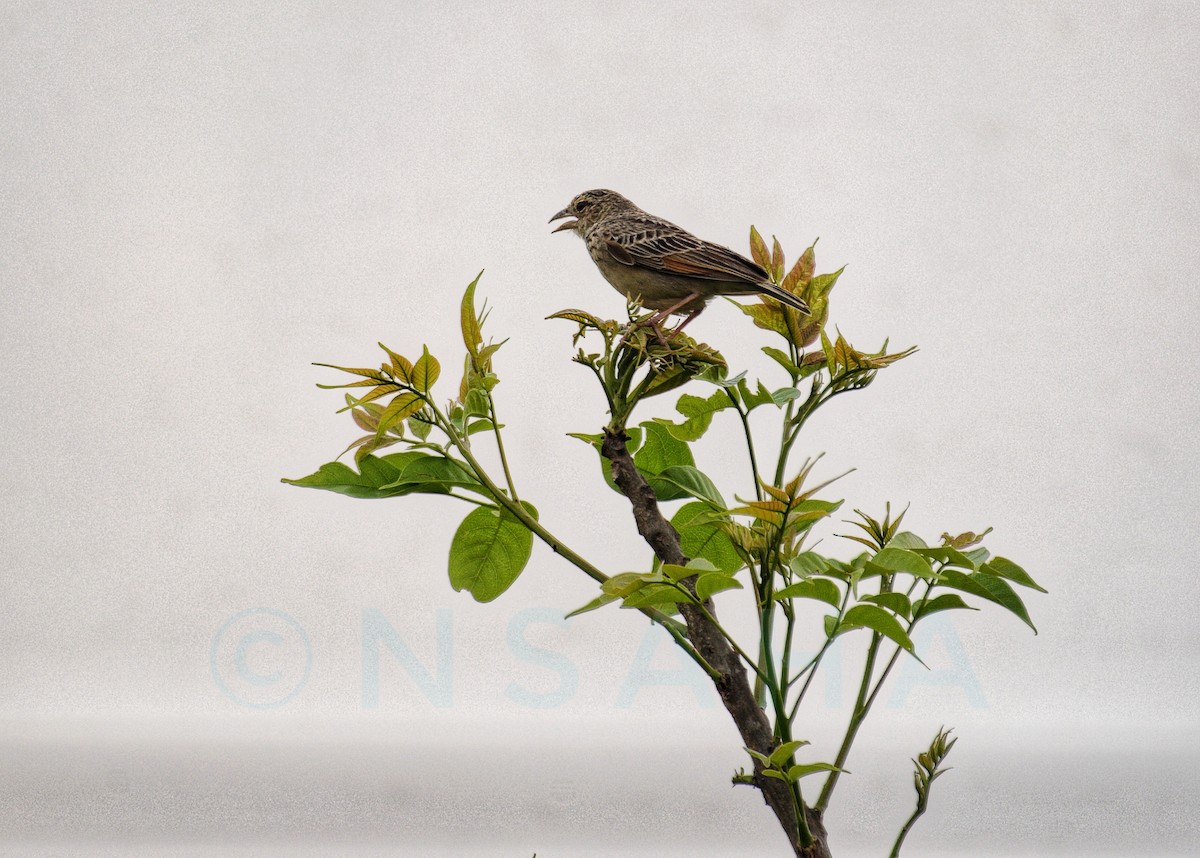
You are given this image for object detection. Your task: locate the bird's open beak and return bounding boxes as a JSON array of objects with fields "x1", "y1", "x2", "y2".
[{"x1": 549, "y1": 208, "x2": 578, "y2": 233}]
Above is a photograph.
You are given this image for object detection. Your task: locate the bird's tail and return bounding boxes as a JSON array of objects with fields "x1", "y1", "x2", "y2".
[{"x1": 757, "y1": 281, "x2": 811, "y2": 314}]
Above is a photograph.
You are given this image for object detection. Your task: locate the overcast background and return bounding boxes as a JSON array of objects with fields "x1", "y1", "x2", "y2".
[{"x1": 2, "y1": 2, "x2": 1198, "y2": 856}]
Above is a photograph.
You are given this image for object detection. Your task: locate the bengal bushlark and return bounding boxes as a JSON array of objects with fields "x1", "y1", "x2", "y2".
[{"x1": 550, "y1": 189, "x2": 809, "y2": 332}]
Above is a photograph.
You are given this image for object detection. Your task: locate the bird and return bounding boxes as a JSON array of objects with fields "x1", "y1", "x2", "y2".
[{"x1": 549, "y1": 189, "x2": 809, "y2": 334}]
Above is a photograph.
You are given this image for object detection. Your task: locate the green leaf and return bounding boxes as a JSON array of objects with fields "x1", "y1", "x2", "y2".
[
  {"x1": 731, "y1": 299, "x2": 788, "y2": 336},
  {"x1": 565, "y1": 592, "x2": 619, "y2": 618},
  {"x1": 341, "y1": 432, "x2": 385, "y2": 461},
  {"x1": 910, "y1": 545, "x2": 979, "y2": 570},
  {"x1": 656, "y1": 389, "x2": 731, "y2": 442},
  {"x1": 633, "y1": 422, "x2": 695, "y2": 500},
  {"x1": 762, "y1": 346, "x2": 799, "y2": 375},
  {"x1": 408, "y1": 411, "x2": 434, "y2": 440},
  {"x1": 745, "y1": 748, "x2": 771, "y2": 766},
  {"x1": 819, "y1": 557, "x2": 855, "y2": 582},
  {"x1": 848, "y1": 552, "x2": 869, "y2": 594},
  {"x1": 913, "y1": 593, "x2": 979, "y2": 620},
  {"x1": 770, "y1": 386, "x2": 803, "y2": 406},
  {"x1": 284, "y1": 450, "x2": 483, "y2": 502},
  {"x1": 601, "y1": 572, "x2": 653, "y2": 597},
  {"x1": 448, "y1": 501, "x2": 537, "y2": 603},
  {"x1": 730, "y1": 499, "x2": 787, "y2": 527},
  {"x1": 749, "y1": 225, "x2": 769, "y2": 270},
  {"x1": 888, "y1": 531, "x2": 929, "y2": 549},
  {"x1": 621, "y1": 583, "x2": 694, "y2": 609},
  {"x1": 736, "y1": 378, "x2": 776, "y2": 410},
  {"x1": 566, "y1": 431, "x2": 603, "y2": 446},
  {"x1": 768, "y1": 740, "x2": 811, "y2": 768},
  {"x1": 782, "y1": 242, "x2": 815, "y2": 294},
  {"x1": 641, "y1": 347, "x2": 726, "y2": 399},
  {"x1": 789, "y1": 552, "x2": 834, "y2": 577},
  {"x1": 624, "y1": 426, "x2": 645, "y2": 455},
  {"x1": 548, "y1": 307, "x2": 610, "y2": 328},
  {"x1": 376, "y1": 343, "x2": 411, "y2": 381},
  {"x1": 786, "y1": 762, "x2": 844, "y2": 782},
  {"x1": 461, "y1": 271, "x2": 484, "y2": 358},
  {"x1": 867, "y1": 547, "x2": 935, "y2": 579},
  {"x1": 937, "y1": 569, "x2": 1038, "y2": 633},
  {"x1": 819, "y1": 329, "x2": 837, "y2": 373},
  {"x1": 412, "y1": 346, "x2": 440, "y2": 393},
  {"x1": 465, "y1": 418, "x2": 497, "y2": 435},
  {"x1": 285, "y1": 452, "x2": 451, "y2": 499},
  {"x1": 982, "y1": 556, "x2": 1047, "y2": 593},
  {"x1": 839, "y1": 604, "x2": 919, "y2": 656},
  {"x1": 861, "y1": 592, "x2": 913, "y2": 619},
  {"x1": 662, "y1": 558, "x2": 718, "y2": 582},
  {"x1": 369, "y1": 453, "x2": 485, "y2": 496},
  {"x1": 357, "y1": 453, "x2": 405, "y2": 487},
  {"x1": 797, "y1": 352, "x2": 828, "y2": 378},
  {"x1": 788, "y1": 498, "x2": 843, "y2": 531},
  {"x1": 321, "y1": 377, "x2": 391, "y2": 395},
  {"x1": 774, "y1": 579, "x2": 841, "y2": 607},
  {"x1": 313, "y1": 363, "x2": 389, "y2": 383},
  {"x1": 963, "y1": 546, "x2": 991, "y2": 567},
  {"x1": 461, "y1": 386, "x2": 490, "y2": 417},
  {"x1": 477, "y1": 340, "x2": 505, "y2": 364},
  {"x1": 281, "y1": 461, "x2": 399, "y2": 499},
  {"x1": 808, "y1": 267, "x2": 844, "y2": 301},
  {"x1": 634, "y1": 421, "x2": 693, "y2": 472},
  {"x1": 347, "y1": 394, "x2": 384, "y2": 424},
  {"x1": 653, "y1": 466, "x2": 726, "y2": 509},
  {"x1": 695, "y1": 572, "x2": 743, "y2": 600},
  {"x1": 672, "y1": 503, "x2": 744, "y2": 573},
  {"x1": 377, "y1": 391, "x2": 423, "y2": 433},
  {"x1": 695, "y1": 367, "x2": 746, "y2": 389}
]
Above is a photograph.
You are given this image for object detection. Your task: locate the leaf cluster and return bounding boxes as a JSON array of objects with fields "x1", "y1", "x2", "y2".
[
  {"x1": 746, "y1": 739, "x2": 845, "y2": 786},
  {"x1": 283, "y1": 272, "x2": 537, "y2": 603}
]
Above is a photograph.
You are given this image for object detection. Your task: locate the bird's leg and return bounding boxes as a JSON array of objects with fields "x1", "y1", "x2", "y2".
[
  {"x1": 648, "y1": 319, "x2": 672, "y2": 348},
  {"x1": 670, "y1": 304, "x2": 705, "y2": 336},
  {"x1": 642, "y1": 293, "x2": 703, "y2": 346},
  {"x1": 618, "y1": 292, "x2": 701, "y2": 350},
  {"x1": 650, "y1": 292, "x2": 702, "y2": 325}
]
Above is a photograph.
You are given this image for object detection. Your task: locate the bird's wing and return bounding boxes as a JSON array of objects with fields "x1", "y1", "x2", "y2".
[{"x1": 601, "y1": 215, "x2": 770, "y2": 285}]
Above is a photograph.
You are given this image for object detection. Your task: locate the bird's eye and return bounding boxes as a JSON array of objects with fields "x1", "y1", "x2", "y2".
[{"x1": 575, "y1": 199, "x2": 592, "y2": 211}]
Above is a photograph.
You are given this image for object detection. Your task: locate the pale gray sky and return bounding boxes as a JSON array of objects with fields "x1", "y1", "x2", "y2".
[{"x1": 2, "y1": 1, "x2": 1197, "y2": 855}]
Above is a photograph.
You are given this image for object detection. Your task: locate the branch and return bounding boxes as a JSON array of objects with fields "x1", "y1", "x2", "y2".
[{"x1": 600, "y1": 426, "x2": 829, "y2": 857}]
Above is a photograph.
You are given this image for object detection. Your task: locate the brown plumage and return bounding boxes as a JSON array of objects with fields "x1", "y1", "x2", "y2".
[{"x1": 550, "y1": 189, "x2": 809, "y2": 329}]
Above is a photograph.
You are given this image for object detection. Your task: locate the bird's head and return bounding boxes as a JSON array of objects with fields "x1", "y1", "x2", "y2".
[{"x1": 549, "y1": 189, "x2": 634, "y2": 234}]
